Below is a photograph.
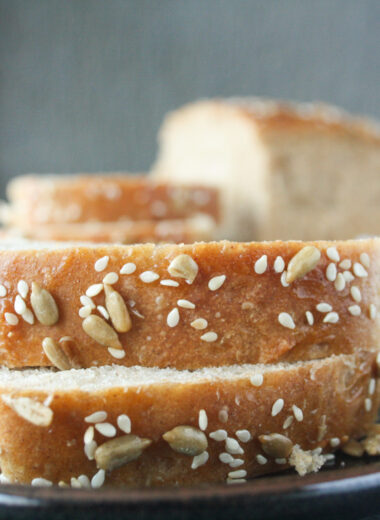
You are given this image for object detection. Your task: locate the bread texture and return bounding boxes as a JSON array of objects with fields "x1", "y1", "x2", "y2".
[
  {"x1": 0, "y1": 238, "x2": 378, "y2": 369},
  {"x1": 0, "y1": 215, "x2": 215, "y2": 244},
  {"x1": 152, "y1": 98, "x2": 380, "y2": 241},
  {"x1": 3, "y1": 174, "x2": 219, "y2": 226},
  {"x1": 0, "y1": 352, "x2": 377, "y2": 487}
]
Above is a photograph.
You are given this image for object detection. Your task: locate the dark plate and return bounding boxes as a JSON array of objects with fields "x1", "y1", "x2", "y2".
[{"x1": 0, "y1": 455, "x2": 379, "y2": 520}]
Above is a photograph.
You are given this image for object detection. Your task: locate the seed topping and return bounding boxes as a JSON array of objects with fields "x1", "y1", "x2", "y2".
[
  {"x1": 42, "y1": 337, "x2": 73, "y2": 370},
  {"x1": 104, "y1": 284, "x2": 132, "y2": 333},
  {"x1": 259, "y1": 433, "x2": 293, "y2": 458},
  {"x1": 278, "y1": 312, "x2": 295, "y2": 329},
  {"x1": 191, "y1": 318, "x2": 208, "y2": 330},
  {"x1": 286, "y1": 246, "x2": 321, "y2": 283},
  {"x1": 167, "y1": 308, "x2": 180, "y2": 327},
  {"x1": 274, "y1": 256, "x2": 285, "y2": 273},
  {"x1": 254, "y1": 255, "x2": 267, "y2": 274},
  {"x1": 120, "y1": 262, "x2": 136, "y2": 275},
  {"x1": 82, "y1": 315, "x2": 122, "y2": 349},
  {"x1": 208, "y1": 275, "x2": 226, "y2": 291},
  {"x1": 30, "y1": 282, "x2": 59, "y2": 326},
  {"x1": 139, "y1": 271, "x2": 160, "y2": 283},
  {"x1": 95, "y1": 435, "x2": 152, "y2": 471},
  {"x1": 272, "y1": 398, "x2": 284, "y2": 416},
  {"x1": 2, "y1": 395, "x2": 53, "y2": 426},
  {"x1": 200, "y1": 331, "x2": 218, "y2": 342},
  {"x1": 326, "y1": 247, "x2": 340, "y2": 262},
  {"x1": 163, "y1": 425, "x2": 208, "y2": 456},
  {"x1": 94, "y1": 256, "x2": 109, "y2": 272},
  {"x1": 168, "y1": 254, "x2": 198, "y2": 283}
]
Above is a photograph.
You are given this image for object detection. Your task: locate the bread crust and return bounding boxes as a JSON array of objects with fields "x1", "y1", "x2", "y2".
[
  {"x1": 4, "y1": 174, "x2": 219, "y2": 226},
  {"x1": 0, "y1": 216, "x2": 215, "y2": 244},
  {"x1": 0, "y1": 239, "x2": 378, "y2": 369},
  {"x1": 0, "y1": 352, "x2": 377, "y2": 487}
]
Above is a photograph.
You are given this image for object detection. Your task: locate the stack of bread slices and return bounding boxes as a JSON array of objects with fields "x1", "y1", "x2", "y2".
[
  {"x1": 0, "y1": 238, "x2": 378, "y2": 488},
  {"x1": 0, "y1": 98, "x2": 379, "y2": 489},
  {"x1": 0, "y1": 174, "x2": 219, "y2": 244}
]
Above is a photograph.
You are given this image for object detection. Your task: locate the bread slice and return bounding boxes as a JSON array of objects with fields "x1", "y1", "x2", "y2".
[
  {"x1": 152, "y1": 98, "x2": 380, "y2": 241},
  {"x1": 3, "y1": 174, "x2": 219, "y2": 227},
  {"x1": 0, "y1": 238, "x2": 378, "y2": 369},
  {"x1": 0, "y1": 352, "x2": 377, "y2": 487},
  {"x1": 0, "y1": 215, "x2": 215, "y2": 244}
]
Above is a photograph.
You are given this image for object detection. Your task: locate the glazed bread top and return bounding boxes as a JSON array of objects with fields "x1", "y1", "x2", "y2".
[{"x1": 0, "y1": 238, "x2": 378, "y2": 369}]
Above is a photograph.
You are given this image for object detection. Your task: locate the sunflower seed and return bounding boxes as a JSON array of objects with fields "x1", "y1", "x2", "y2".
[{"x1": 30, "y1": 282, "x2": 59, "y2": 326}]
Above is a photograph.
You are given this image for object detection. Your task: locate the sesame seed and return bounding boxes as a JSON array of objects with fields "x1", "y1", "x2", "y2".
[
  {"x1": 14, "y1": 295, "x2": 26, "y2": 315},
  {"x1": 236, "y1": 430, "x2": 252, "y2": 443},
  {"x1": 84, "y1": 440, "x2": 97, "y2": 460},
  {"x1": 330, "y1": 438, "x2": 340, "y2": 447},
  {"x1": 94, "y1": 256, "x2": 109, "y2": 272},
  {"x1": 339, "y1": 259, "x2": 351, "y2": 269},
  {"x1": 360, "y1": 253, "x2": 370, "y2": 268},
  {"x1": 323, "y1": 312, "x2": 339, "y2": 324},
  {"x1": 369, "y1": 304, "x2": 377, "y2": 320},
  {"x1": 117, "y1": 414, "x2": 131, "y2": 433},
  {"x1": 208, "y1": 275, "x2": 226, "y2": 291},
  {"x1": 95, "y1": 422, "x2": 117, "y2": 437},
  {"x1": 21, "y1": 309, "x2": 34, "y2": 324},
  {"x1": 80, "y1": 295, "x2": 95, "y2": 309},
  {"x1": 316, "y1": 303, "x2": 332, "y2": 313},
  {"x1": 97, "y1": 305, "x2": 109, "y2": 320},
  {"x1": 228, "y1": 470, "x2": 247, "y2": 479},
  {"x1": 77, "y1": 475, "x2": 91, "y2": 488},
  {"x1": 326, "y1": 247, "x2": 340, "y2": 262},
  {"x1": 225, "y1": 438, "x2": 244, "y2": 455},
  {"x1": 79, "y1": 306, "x2": 92, "y2": 318},
  {"x1": 120, "y1": 262, "x2": 136, "y2": 275},
  {"x1": 219, "y1": 452, "x2": 234, "y2": 464},
  {"x1": 326, "y1": 263, "x2": 337, "y2": 282},
  {"x1": 17, "y1": 280, "x2": 29, "y2": 298},
  {"x1": 191, "y1": 318, "x2": 208, "y2": 330},
  {"x1": 274, "y1": 256, "x2": 285, "y2": 273},
  {"x1": 210, "y1": 430, "x2": 228, "y2": 441},
  {"x1": 292, "y1": 405, "x2": 303, "y2": 422},
  {"x1": 250, "y1": 374, "x2": 263, "y2": 387},
  {"x1": 167, "y1": 308, "x2": 180, "y2": 327},
  {"x1": 343, "y1": 271, "x2": 355, "y2": 283},
  {"x1": 254, "y1": 255, "x2": 267, "y2": 274},
  {"x1": 350, "y1": 286, "x2": 362, "y2": 303},
  {"x1": 280, "y1": 272, "x2": 289, "y2": 287},
  {"x1": 353, "y1": 263, "x2": 368, "y2": 278},
  {"x1": 85, "y1": 411, "x2": 107, "y2": 423},
  {"x1": 229, "y1": 459, "x2": 244, "y2": 468},
  {"x1": 283, "y1": 416, "x2": 294, "y2": 429},
  {"x1": 84, "y1": 426, "x2": 94, "y2": 444},
  {"x1": 278, "y1": 312, "x2": 295, "y2": 329},
  {"x1": 139, "y1": 271, "x2": 160, "y2": 283},
  {"x1": 369, "y1": 378, "x2": 376, "y2": 396},
  {"x1": 0, "y1": 285, "x2": 7, "y2": 297},
  {"x1": 177, "y1": 299, "x2": 195, "y2": 309},
  {"x1": 348, "y1": 305, "x2": 361, "y2": 316},
  {"x1": 256, "y1": 454, "x2": 268, "y2": 465},
  {"x1": 5, "y1": 312, "x2": 18, "y2": 325},
  {"x1": 199, "y1": 409, "x2": 208, "y2": 431},
  {"x1": 305, "y1": 311, "x2": 314, "y2": 325},
  {"x1": 271, "y1": 398, "x2": 284, "y2": 416},
  {"x1": 200, "y1": 331, "x2": 218, "y2": 342},
  {"x1": 86, "y1": 284, "x2": 103, "y2": 297},
  {"x1": 275, "y1": 458, "x2": 287, "y2": 465},
  {"x1": 108, "y1": 347, "x2": 126, "y2": 359},
  {"x1": 102, "y1": 272, "x2": 119, "y2": 285},
  {"x1": 160, "y1": 279, "x2": 179, "y2": 287},
  {"x1": 191, "y1": 451, "x2": 209, "y2": 469},
  {"x1": 226, "y1": 478, "x2": 247, "y2": 485},
  {"x1": 31, "y1": 478, "x2": 53, "y2": 487},
  {"x1": 365, "y1": 398, "x2": 372, "y2": 412},
  {"x1": 334, "y1": 273, "x2": 346, "y2": 291},
  {"x1": 91, "y1": 469, "x2": 105, "y2": 489}
]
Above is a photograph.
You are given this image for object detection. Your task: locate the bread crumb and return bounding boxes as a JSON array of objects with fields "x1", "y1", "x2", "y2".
[
  {"x1": 361, "y1": 425, "x2": 380, "y2": 455},
  {"x1": 289, "y1": 445, "x2": 327, "y2": 476}
]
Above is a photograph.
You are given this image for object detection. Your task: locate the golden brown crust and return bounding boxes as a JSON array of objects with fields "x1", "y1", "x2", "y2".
[
  {"x1": 0, "y1": 239, "x2": 378, "y2": 369},
  {"x1": 0, "y1": 352, "x2": 377, "y2": 487},
  {"x1": 5, "y1": 174, "x2": 219, "y2": 226},
  {"x1": 0, "y1": 216, "x2": 215, "y2": 244}
]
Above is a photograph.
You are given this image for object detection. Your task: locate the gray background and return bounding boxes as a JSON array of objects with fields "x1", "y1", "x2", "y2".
[{"x1": 0, "y1": 0, "x2": 379, "y2": 197}]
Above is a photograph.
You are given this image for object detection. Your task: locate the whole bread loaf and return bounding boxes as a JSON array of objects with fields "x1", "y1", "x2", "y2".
[
  {"x1": 152, "y1": 98, "x2": 380, "y2": 241},
  {"x1": 0, "y1": 238, "x2": 378, "y2": 369},
  {"x1": 0, "y1": 352, "x2": 377, "y2": 487}
]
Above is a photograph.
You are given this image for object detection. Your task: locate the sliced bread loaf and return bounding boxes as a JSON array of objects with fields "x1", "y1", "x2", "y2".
[
  {"x1": 0, "y1": 352, "x2": 377, "y2": 487},
  {"x1": 152, "y1": 99, "x2": 380, "y2": 241},
  {"x1": 0, "y1": 238, "x2": 378, "y2": 369}
]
